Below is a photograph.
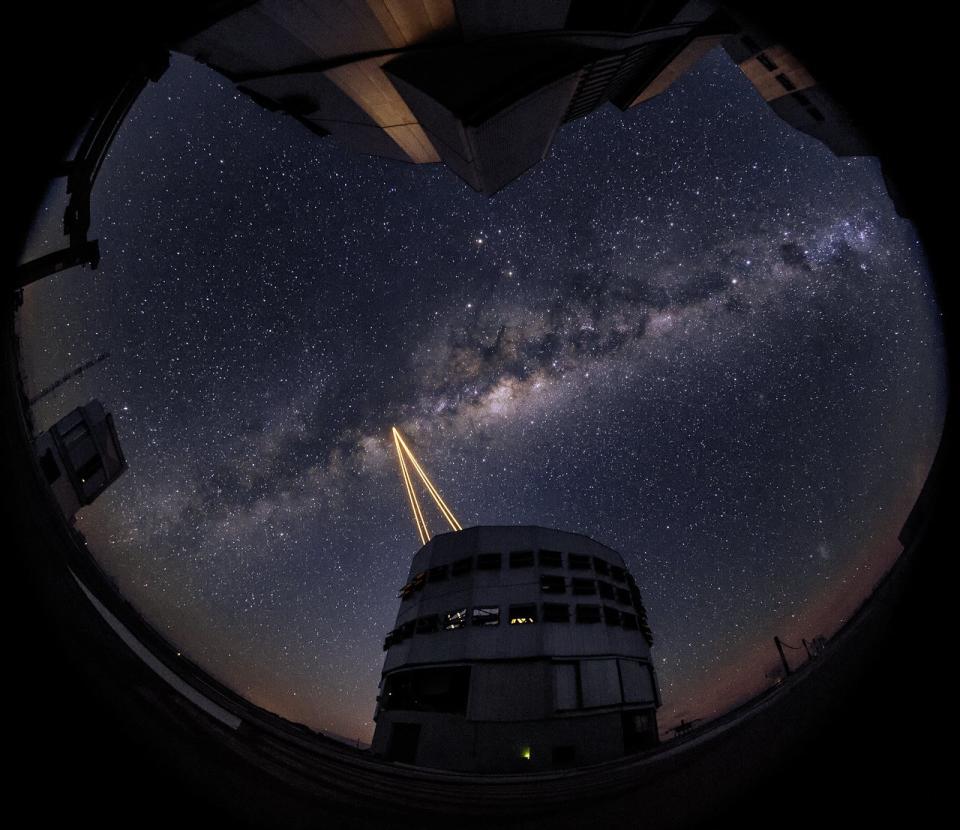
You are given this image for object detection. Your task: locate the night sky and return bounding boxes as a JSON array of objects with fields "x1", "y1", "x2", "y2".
[{"x1": 19, "y1": 49, "x2": 946, "y2": 744}]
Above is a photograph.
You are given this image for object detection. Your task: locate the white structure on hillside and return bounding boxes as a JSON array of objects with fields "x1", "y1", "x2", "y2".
[{"x1": 371, "y1": 525, "x2": 660, "y2": 772}]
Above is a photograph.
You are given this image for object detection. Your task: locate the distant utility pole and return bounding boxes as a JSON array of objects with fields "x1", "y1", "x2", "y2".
[
  {"x1": 774, "y1": 636, "x2": 792, "y2": 677},
  {"x1": 29, "y1": 352, "x2": 110, "y2": 405}
]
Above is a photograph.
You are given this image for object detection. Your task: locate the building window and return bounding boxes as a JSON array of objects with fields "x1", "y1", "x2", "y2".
[
  {"x1": 397, "y1": 621, "x2": 415, "y2": 640},
  {"x1": 510, "y1": 550, "x2": 535, "y2": 568},
  {"x1": 382, "y1": 630, "x2": 397, "y2": 650},
  {"x1": 572, "y1": 578, "x2": 596, "y2": 596},
  {"x1": 603, "y1": 606, "x2": 622, "y2": 626},
  {"x1": 451, "y1": 556, "x2": 473, "y2": 576},
  {"x1": 568, "y1": 553, "x2": 591, "y2": 570},
  {"x1": 597, "y1": 581, "x2": 614, "y2": 599},
  {"x1": 416, "y1": 614, "x2": 439, "y2": 634},
  {"x1": 592, "y1": 557, "x2": 610, "y2": 576},
  {"x1": 576, "y1": 604, "x2": 601, "y2": 624},
  {"x1": 775, "y1": 72, "x2": 797, "y2": 91},
  {"x1": 472, "y1": 606, "x2": 500, "y2": 626},
  {"x1": 427, "y1": 564, "x2": 448, "y2": 583},
  {"x1": 412, "y1": 572, "x2": 426, "y2": 591},
  {"x1": 540, "y1": 574, "x2": 566, "y2": 594},
  {"x1": 381, "y1": 666, "x2": 471, "y2": 714},
  {"x1": 610, "y1": 565, "x2": 626, "y2": 583},
  {"x1": 444, "y1": 608, "x2": 467, "y2": 630},
  {"x1": 509, "y1": 604, "x2": 537, "y2": 624},
  {"x1": 543, "y1": 602, "x2": 570, "y2": 623},
  {"x1": 621, "y1": 612, "x2": 639, "y2": 630},
  {"x1": 477, "y1": 553, "x2": 502, "y2": 570},
  {"x1": 615, "y1": 587, "x2": 632, "y2": 605},
  {"x1": 538, "y1": 549, "x2": 563, "y2": 568},
  {"x1": 756, "y1": 51, "x2": 778, "y2": 71}
]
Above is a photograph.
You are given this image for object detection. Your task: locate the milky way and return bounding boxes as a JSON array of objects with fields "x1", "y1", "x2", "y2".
[{"x1": 19, "y1": 49, "x2": 946, "y2": 742}]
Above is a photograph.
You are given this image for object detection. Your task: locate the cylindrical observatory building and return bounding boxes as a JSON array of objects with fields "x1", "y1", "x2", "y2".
[{"x1": 371, "y1": 525, "x2": 660, "y2": 772}]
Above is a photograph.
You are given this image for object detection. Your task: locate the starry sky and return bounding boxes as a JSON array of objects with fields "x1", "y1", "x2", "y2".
[{"x1": 18, "y1": 48, "x2": 946, "y2": 744}]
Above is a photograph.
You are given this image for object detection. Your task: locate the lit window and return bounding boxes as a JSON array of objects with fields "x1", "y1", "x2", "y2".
[
  {"x1": 444, "y1": 608, "x2": 467, "y2": 630},
  {"x1": 472, "y1": 606, "x2": 500, "y2": 626},
  {"x1": 520, "y1": 746, "x2": 532, "y2": 760},
  {"x1": 509, "y1": 604, "x2": 537, "y2": 624}
]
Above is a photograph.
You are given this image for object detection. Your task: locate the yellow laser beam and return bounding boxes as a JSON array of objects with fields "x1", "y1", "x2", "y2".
[
  {"x1": 392, "y1": 428, "x2": 462, "y2": 531},
  {"x1": 391, "y1": 426, "x2": 463, "y2": 544},
  {"x1": 393, "y1": 427, "x2": 431, "y2": 542},
  {"x1": 396, "y1": 432, "x2": 460, "y2": 530},
  {"x1": 399, "y1": 448, "x2": 430, "y2": 544},
  {"x1": 394, "y1": 431, "x2": 429, "y2": 544}
]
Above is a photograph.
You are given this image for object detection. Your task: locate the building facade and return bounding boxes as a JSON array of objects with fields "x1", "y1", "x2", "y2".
[
  {"x1": 174, "y1": 1, "x2": 726, "y2": 195},
  {"x1": 33, "y1": 399, "x2": 127, "y2": 521},
  {"x1": 371, "y1": 525, "x2": 660, "y2": 772}
]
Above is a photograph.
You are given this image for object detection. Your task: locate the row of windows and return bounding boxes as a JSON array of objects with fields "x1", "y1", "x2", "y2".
[
  {"x1": 542, "y1": 576, "x2": 636, "y2": 605},
  {"x1": 383, "y1": 603, "x2": 650, "y2": 649},
  {"x1": 378, "y1": 659, "x2": 658, "y2": 719},
  {"x1": 398, "y1": 551, "x2": 633, "y2": 599}
]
